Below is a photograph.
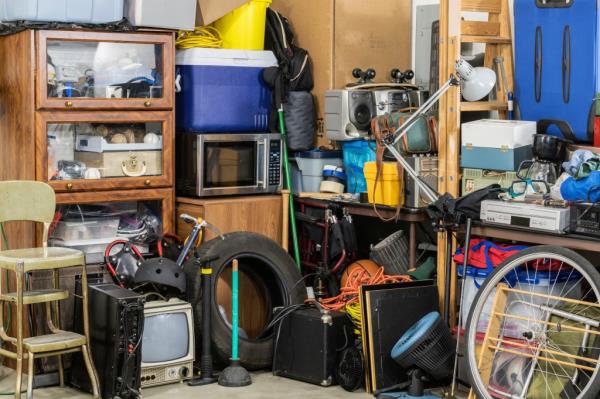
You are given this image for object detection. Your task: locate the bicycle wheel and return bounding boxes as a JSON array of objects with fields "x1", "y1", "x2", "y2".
[{"x1": 465, "y1": 245, "x2": 600, "y2": 399}]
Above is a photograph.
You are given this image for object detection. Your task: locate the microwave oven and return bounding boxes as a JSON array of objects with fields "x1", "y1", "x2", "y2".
[{"x1": 176, "y1": 132, "x2": 283, "y2": 197}]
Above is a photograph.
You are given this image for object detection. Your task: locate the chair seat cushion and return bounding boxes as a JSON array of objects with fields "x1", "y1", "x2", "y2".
[
  {"x1": 0, "y1": 247, "x2": 84, "y2": 271},
  {"x1": 23, "y1": 331, "x2": 87, "y2": 353}
]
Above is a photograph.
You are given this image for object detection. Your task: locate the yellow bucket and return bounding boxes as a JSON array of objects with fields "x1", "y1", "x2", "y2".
[
  {"x1": 363, "y1": 162, "x2": 404, "y2": 207},
  {"x1": 213, "y1": 0, "x2": 272, "y2": 50}
]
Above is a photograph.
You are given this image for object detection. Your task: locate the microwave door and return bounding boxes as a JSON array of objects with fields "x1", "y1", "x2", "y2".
[{"x1": 199, "y1": 140, "x2": 261, "y2": 196}]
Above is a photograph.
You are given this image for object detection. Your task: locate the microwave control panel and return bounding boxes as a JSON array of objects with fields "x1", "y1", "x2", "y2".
[{"x1": 268, "y1": 140, "x2": 282, "y2": 186}]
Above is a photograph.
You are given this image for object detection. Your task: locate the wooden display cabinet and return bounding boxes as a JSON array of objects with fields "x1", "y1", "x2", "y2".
[{"x1": 0, "y1": 28, "x2": 176, "y2": 248}]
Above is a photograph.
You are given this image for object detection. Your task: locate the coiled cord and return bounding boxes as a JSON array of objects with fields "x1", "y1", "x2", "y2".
[{"x1": 176, "y1": 26, "x2": 223, "y2": 49}]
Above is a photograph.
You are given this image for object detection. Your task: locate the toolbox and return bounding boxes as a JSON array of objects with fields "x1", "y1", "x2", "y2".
[
  {"x1": 272, "y1": 307, "x2": 353, "y2": 386},
  {"x1": 461, "y1": 120, "x2": 535, "y2": 171},
  {"x1": 461, "y1": 169, "x2": 517, "y2": 196}
]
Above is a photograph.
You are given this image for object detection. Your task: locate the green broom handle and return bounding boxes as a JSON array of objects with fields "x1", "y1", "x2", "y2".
[
  {"x1": 278, "y1": 106, "x2": 302, "y2": 269},
  {"x1": 232, "y1": 259, "x2": 239, "y2": 360}
]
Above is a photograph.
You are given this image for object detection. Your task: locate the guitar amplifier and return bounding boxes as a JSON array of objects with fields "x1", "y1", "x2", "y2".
[
  {"x1": 71, "y1": 283, "x2": 145, "y2": 399},
  {"x1": 272, "y1": 307, "x2": 353, "y2": 386},
  {"x1": 404, "y1": 155, "x2": 438, "y2": 208},
  {"x1": 570, "y1": 202, "x2": 600, "y2": 237}
]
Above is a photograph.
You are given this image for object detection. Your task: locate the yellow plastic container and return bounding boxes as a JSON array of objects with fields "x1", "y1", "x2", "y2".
[
  {"x1": 364, "y1": 162, "x2": 405, "y2": 207},
  {"x1": 213, "y1": 0, "x2": 272, "y2": 50}
]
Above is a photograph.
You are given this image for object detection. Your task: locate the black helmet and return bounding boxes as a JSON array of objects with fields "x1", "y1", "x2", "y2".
[{"x1": 133, "y1": 257, "x2": 186, "y2": 295}]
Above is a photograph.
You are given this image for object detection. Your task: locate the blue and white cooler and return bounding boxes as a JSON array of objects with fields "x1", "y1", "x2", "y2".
[{"x1": 175, "y1": 48, "x2": 277, "y2": 133}]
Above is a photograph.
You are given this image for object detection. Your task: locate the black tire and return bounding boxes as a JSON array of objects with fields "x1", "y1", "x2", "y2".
[
  {"x1": 184, "y1": 232, "x2": 306, "y2": 370},
  {"x1": 465, "y1": 245, "x2": 600, "y2": 399}
]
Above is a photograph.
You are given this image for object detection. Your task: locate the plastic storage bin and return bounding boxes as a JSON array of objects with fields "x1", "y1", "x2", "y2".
[
  {"x1": 213, "y1": 0, "x2": 272, "y2": 50},
  {"x1": 50, "y1": 237, "x2": 117, "y2": 264},
  {"x1": 125, "y1": 0, "x2": 196, "y2": 30},
  {"x1": 364, "y1": 162, "x2": 404, "y2": 207},
  {"x1": 176, "y1": 48, "x2": 277, "y2": 133},
  {"x1": 0, "y1": 0, "x2": 124, "y2": 23},
  {"x1": 295, "y1": 150, "x2": 343, "y2": 193},
  {"x1": 52, "y1": 218, "x2": 120, "y2": 242}
]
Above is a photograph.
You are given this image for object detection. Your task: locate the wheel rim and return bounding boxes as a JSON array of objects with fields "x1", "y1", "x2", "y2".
[{"x1": 466, "y1": 251, "x2": 600, "y2": 399}]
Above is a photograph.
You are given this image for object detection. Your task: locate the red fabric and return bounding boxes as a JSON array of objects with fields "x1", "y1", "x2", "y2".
[
  {"x1": 453, "y1": 238, "x2": 527, "y2": 269},
  {"x1": 595, "y1": 117, "x2": 600, "y2": 147}
]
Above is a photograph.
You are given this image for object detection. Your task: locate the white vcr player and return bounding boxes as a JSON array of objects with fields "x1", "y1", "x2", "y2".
[{"x1": 480, "y1": 200, "x2": 570, "y2": 233}]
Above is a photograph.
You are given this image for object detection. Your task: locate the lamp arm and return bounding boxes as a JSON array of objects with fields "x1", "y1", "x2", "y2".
[{"x1": 389, "y1": 75, "x2": 460, "y2": 146}]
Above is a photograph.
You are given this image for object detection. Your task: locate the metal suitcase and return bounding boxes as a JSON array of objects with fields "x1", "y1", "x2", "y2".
[
  {"x1": 514, "y1": 0, "x2": 597, "y2": 143},
  {"x1": 272, "y1": 308, "x2": 353, "y2": 386}
]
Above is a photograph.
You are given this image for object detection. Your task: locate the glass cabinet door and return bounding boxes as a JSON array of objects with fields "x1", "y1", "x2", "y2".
[
  {"x1": 40, "y1": 112, "x2": 173, "y2": 192},
  {"x1": 38, "y1": 31, "x2": 174, "y2": 110}
]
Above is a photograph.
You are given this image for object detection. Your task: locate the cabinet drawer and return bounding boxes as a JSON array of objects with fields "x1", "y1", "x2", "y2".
[
  {"x1": 37, "y1": 30, "x2": 174, "y2": 110},
  {"x1": 37, "y1": 111, "x2": 174, "y2": 192}
]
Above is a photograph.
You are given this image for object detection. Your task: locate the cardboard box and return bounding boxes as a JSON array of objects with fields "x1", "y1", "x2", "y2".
[
  {"x1": 196, "y1": 0, "x2": 248, "y2": 26},
  {"x1": 271, "y1": 0, "x2": 412, "y2": 147}
]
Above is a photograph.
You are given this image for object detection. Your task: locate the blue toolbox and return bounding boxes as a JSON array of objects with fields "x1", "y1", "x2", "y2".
[{"x1": 514, "y1": 0, "x2": 598, "y2": 143}]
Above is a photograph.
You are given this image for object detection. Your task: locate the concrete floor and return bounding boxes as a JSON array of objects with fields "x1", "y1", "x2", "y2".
[{"x1": 0, "y1": 367, "x2": 371, "y2": 399}]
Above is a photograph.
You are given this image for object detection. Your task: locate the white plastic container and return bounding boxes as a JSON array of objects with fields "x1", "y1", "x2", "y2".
[
  {"x1": 52, "y1": 218, "x2": 120, "y2": 242},
  {"x1": 0, "y1": 0, "x2": 124, "y2": 23},
  {"x1": 125, "y1": 0, "x2": 196, "y2": 30},
  {"x1": 50, "y1": 237, "x2": 117, "y2": 264},
  {"x1": 295, "y1": 151, "x2": 343, "y2": 193},
  {"x1": 458, "y1": 266, "x2": 496, "y2": 332},
  {"x1": 461, "y1": 119, "x2": 536, "y2": 149}
]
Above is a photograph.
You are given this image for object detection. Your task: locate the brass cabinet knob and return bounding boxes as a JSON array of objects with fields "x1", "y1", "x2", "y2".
[
  {"x1": 66, "y1": 183, "x2": 73, "y2": 190},
  {"x1": 144, "y1": 101, "x2": 152, "y2": 107},
  {"x1": 144, "y1": 179, "x2": 151, "y2": 186},
  {"x1": 65, "y1": 101, "x2": 74, "y2": 107}
]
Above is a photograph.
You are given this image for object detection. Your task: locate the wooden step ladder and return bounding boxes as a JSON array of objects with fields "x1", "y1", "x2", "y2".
[{"x1": 436, "y1": 0, "x2": 515, "y2": 327}]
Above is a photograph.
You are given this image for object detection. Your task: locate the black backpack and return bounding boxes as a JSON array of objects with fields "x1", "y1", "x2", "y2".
[{"x1": 263, "y1": 8, "x2": 315, "y2": 150}]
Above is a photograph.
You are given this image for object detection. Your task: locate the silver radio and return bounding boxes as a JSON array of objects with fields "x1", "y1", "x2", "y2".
[
  {"x1": 372, "y1": 89, "x2": 426, "y2": 116},
  {"x1": 325, "y1": 90, "x2": 377, "y2": 141}
]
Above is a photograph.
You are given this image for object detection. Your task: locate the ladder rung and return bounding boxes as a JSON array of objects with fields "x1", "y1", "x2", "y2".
[
  {"x1": 461, "y1": 0, "x2": 502, "y2": 13},
  {"x1": 461, "y1": 21, "x2": 500, "y2": 37},
  {"x1": 461, "y1": 101, "x2": 508, "y2": 112},
  {"x1": 462, "y1": 35, "x2": 511, "y2": 44}
]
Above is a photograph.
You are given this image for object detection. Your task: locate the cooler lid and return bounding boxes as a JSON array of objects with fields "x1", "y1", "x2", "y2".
[{"x1": 176, "y1": 48, "x2": 278, "y2": 68}]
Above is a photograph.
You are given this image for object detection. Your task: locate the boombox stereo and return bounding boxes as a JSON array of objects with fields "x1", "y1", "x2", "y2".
[
  {"x1": 325, "y1": 88, "x2": 427, "y2": 141},
  {"x1": 325, "y1": 90, "x2": 376, "y2": 141}
]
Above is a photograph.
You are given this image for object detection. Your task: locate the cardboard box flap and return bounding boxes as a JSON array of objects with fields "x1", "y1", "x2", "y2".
[{"x1": 196, "y1": 0, "x2": 249, "y2": 26}]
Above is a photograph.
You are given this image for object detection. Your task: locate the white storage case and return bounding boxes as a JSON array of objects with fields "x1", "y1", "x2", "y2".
[
  {"x1": 461, "y1": 119, "x2": 536, "y2": 149},
  {"x1": 0, "y1": 0, "x2": 124, "y2": 23},
  {"x1": 125, "y1": 0, "x2": 196, "y2": 30},
  {"x1": 76, "y1": 135, "x2": 163, "y2": 153}
]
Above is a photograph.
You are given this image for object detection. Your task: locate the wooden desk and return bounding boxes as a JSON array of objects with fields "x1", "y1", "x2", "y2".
[{"x1": 296, "y1": 198, "x2": 430, "y2": 269}]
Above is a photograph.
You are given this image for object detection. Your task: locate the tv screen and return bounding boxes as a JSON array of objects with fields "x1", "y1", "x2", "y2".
[{"x1": 142, "y1": 312, "x2": 189, "y2": 363}]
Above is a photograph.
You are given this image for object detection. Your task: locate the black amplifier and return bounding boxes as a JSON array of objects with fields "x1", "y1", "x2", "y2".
[
  {"x1": 71, "y1": 283, "x2": 145, "y2": 399},
  {"x1": 570, "y1": 202, "x2": 600, "y2": 237},
  {"x1": 272, "y1": 307, "x2": 353, "y2": 386}
]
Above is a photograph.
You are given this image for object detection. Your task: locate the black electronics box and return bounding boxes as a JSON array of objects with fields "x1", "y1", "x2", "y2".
[
  {"x1": 71, "y1": 283, "x2": 145, "y2": 399},
  {"x1": 570, "y1": 202, "x2": 600, "y2": 237},
  {"x1": 272, "y1": 307, "x2": 353, "y2": 386}
]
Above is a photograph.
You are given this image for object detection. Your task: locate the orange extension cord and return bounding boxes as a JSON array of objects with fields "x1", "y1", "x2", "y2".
[{"x1": 319, "y1": 266, "x2": 412, "y2": 311}]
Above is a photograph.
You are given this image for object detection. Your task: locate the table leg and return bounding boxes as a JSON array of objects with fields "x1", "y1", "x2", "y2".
[{"x1": 409, "y1": 222, "x2": 417, "y2": 270}]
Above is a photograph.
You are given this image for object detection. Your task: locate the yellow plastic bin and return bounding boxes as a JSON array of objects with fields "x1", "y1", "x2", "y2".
[
  {"x1": 363, "y1": 162, "x2": 404, "y2": 207},
  {"x1": 213, "y1": 0, "x2": 272, "y2": 50}
]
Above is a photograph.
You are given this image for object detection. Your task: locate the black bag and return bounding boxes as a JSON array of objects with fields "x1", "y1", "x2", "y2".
[
  {"x1": 284, "y1": 91, "x2": 315, "y2": 151},
  {"x1": 264, "y1": 8, "x2": 315, "y2": 134},
  {"x1": 426, "y1": 184, "x2": 503, "y2": 224},
  {"x1": 265, "y1": 8, "x2": 314, "y2": 94}
]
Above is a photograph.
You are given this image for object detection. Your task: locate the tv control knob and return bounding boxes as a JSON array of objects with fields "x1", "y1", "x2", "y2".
[{"x1": 180, "y1": 366, "x2": 189, "y2": 378}]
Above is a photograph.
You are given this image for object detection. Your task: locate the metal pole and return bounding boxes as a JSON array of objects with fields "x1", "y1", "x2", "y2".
[{"x1": 278, "y1": 106, "x2": 302, "y2": 269}]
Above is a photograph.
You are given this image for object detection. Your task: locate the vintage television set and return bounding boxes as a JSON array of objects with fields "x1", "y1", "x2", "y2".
[{"x1": 140, "y1": 298, "x2": 195, "y2": 387}]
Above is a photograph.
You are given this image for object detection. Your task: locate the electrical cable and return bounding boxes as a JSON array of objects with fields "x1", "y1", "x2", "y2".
[{"x1": 176, "y1": 26, "x2": 223, "y2": 49}]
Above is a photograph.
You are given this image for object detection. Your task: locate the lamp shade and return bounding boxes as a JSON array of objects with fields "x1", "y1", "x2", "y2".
[{"x1": 455, "y1": 58, "x2": 497, "y2": 102}]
